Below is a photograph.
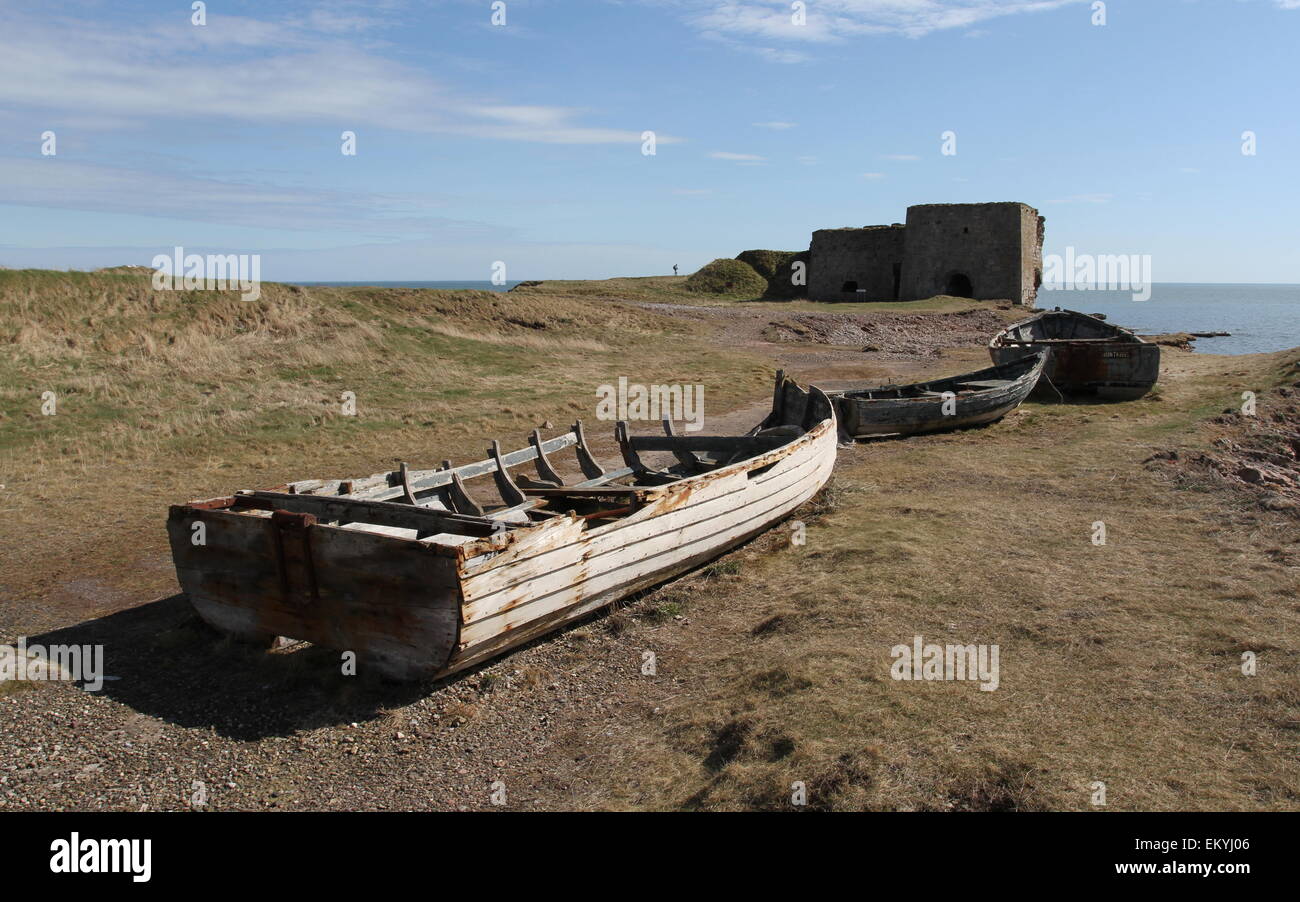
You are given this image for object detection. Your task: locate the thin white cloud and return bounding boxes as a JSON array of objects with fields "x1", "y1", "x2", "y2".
[
  {"x1": 303, "y1": 0, "x2": 400, "y2": 34},
  {"x1": 0, "y1": 157, "x2": 491, "y2": 237},
  {"x1": 0, "y1": 7, "x2": 680, "y2": 146},
  {"x1": 682, "y1": 0, "x2": 1086, "y2": 44},
  {"x1": 710, "y1": 151, "x2": 766, "y2": 161},
  {"x1": 753, "y1": 121, "x2": 798, "y2": 129},
  {"x1": 881, "y1": 153, "x2": 920, "y2": 160}
]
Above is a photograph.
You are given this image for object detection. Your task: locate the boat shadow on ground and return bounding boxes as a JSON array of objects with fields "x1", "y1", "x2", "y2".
[
  {"x1": 28, "y1": 583, "x2": 660, "y2": 741},
  {"x1": 27, "y1": 594, "x2": 444, "y2": 741},
  {"x1": 847, "y1": 421, "x2": 999, "y2": 443}
]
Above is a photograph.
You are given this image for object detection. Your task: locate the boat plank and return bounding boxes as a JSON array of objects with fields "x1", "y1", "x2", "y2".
[
  {"x1": 458, "y1": 445, "x2": 833, "y2": 645},
  {"x1": 460, "y1": 439, "x2": 827, "y2": 624}
]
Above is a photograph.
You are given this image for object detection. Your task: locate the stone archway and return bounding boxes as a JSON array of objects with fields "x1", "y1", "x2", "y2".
[{"x1": 944, "y1": 272, "x2": 974, "y2": 298}]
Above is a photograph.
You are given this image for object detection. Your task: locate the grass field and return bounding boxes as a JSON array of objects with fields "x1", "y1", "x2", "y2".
[
  {"x1": 1, "y1": 269, "x2": 1295, "y2": 811},
  {"x1": 0, "y1": 269, "x2": 773, "y2": 633},
  {"x1": 558, "y1": 347, "x2": 1300, "y2": 810}
]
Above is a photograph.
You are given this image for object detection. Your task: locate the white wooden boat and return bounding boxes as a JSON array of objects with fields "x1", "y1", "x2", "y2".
[{"x1": 167, "y1": 373, "x2": 837, "y2": 680}]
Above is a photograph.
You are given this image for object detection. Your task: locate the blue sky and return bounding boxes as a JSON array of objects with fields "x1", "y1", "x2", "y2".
[{"x1": 0, "y1": 0, "x2": 1296, "y2": 281}]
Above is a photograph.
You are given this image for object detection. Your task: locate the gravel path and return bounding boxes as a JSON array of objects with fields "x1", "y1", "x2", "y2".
[{"x1": 637, "y1": 302, "x2": 1007, "y2": 361}]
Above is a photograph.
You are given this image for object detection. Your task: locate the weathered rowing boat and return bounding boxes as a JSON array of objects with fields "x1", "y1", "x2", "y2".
[
  {"x1": 989, "y1": 307, "x2": 1160, "y2": 401},
  {"x1": 167, "y1": 373, "x2": 836, "y2": 681},
  {"x1": 826, "y1": 352, "x2": 1046, "y2": 438}
]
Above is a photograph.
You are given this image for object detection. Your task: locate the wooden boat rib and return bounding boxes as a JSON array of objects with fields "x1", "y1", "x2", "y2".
[
  {"x1": 989, "y1": 307, "x2": 1160, "y2": 401},
  {"x1": 167, "y1": 373, "x2": 836, "y2": 680},
  {"x1": 825, "y1": 352, "x2": 1046, "y2": 439}
]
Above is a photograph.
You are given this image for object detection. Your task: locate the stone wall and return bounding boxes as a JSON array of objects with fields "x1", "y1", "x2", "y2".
[
  {"x1": 1022, "y1": 209, "x2": 1046, "y2": 306},
  {"x1": 900, "y1": 202, "x2": 1042, "y2": 303},
  {"x1": 807, "y1": 224, "x2": 905, "y2": 302}
]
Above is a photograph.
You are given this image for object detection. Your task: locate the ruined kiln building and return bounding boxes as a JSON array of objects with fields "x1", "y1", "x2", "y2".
[{"x1": 753, "y1": 202, "x2": 1045, "y2": 305}]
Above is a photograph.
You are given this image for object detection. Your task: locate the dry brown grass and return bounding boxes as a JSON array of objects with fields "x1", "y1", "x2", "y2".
[
  {"x1": 4, "y1": 269, "x2": 1295, "y2": 811},
  {"x1": 550, "y1": 349, "x2": 1300, "y2": 811},
  {"x1": 0, "y1": 269, "x2": 773, "y2": 634}
]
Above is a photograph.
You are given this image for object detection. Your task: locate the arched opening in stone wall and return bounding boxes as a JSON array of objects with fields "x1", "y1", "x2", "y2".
[{"x1": 945, "y1": 272, "x2": 974, "y2": 298}]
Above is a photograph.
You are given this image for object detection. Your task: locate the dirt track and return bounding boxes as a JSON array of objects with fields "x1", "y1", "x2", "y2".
[{"x1": 636, "y1": 302, "x2": 1012, "y2": 389}]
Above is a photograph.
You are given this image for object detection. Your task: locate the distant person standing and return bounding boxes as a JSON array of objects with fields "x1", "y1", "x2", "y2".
[{"x1": 673, "y1": 264, "x2": 679, "y2": 276}]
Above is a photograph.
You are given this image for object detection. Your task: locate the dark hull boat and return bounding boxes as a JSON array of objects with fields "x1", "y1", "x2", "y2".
[
  {"x1": 989, "y1": 307, "x2": 1160, "y2": 401},
  {"x1": 826, "y1": 352, "x2": 1046, "y2": 439}
]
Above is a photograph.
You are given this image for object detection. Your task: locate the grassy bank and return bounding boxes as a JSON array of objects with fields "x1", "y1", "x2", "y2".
[{"x1": 0, "y1": 269, "x2": 772, "y2": 631}]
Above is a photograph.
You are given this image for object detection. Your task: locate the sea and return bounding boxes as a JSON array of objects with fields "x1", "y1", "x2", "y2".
[{"x1": 296, "y1": 281, "x2": 1299, "y2": 356}]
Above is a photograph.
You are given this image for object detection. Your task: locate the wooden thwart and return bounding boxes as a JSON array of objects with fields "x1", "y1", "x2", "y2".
[
  {"x1": 628, "y1": 434, "x2": 792, "y2": 453},
  {"x1": 520, "y1": 485, "x2": 657, "y2": 499},
  {"x1": 240, "y1": 490, "x2": 509, "y2": 536},
  {"x1": 574, "y1": 466, "x2": 635, "y2": 488}
]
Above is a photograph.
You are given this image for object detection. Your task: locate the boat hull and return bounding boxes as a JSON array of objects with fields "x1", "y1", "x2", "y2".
[
  {"x1": 450, "y1": 421, "x2": 835, "y2": 676},
  {"x1": 989, "y1": 308, "x2": 1160, "y2": 401},
  {"x1": 167, "y1": 507, "x2": 463, "y2": 679},
  {"x1": 991, "y1": 342, "x2": 1159, "y2": 401},
  {"x1": 830, "y1": 354, "x2": 1045, "y2": 438},
  {"x1": 167, "y1": 390, "x2": 837, "y2": 681}
]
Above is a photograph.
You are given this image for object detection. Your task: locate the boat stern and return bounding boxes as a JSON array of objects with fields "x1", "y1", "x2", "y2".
[{"x1": 167, "y1": 499, "x2": 462, "y2": 680}]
